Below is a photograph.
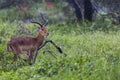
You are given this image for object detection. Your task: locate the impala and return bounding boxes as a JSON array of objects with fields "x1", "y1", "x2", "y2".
[{"x1": 7, "y1": 15, "x2": 64, "y2": 65}]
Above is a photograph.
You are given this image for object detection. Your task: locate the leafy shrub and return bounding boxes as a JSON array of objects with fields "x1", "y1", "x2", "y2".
[
  {"x1": 0, "y1": 6, "x2": 120, "y2": 80},
  {"x1": 0, "y1": 23, "x2": 120, "y2": 80}
]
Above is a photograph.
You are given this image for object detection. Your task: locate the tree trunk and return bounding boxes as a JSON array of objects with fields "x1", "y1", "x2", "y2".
[
  {"x1": 84, "y1": 0, "x2": 94, "y2": 21},
  {"x1": 71, "y1": 0, "x2": 82, "y2": 21},
  {"x1": 67, "y1": 0, "x2": 82, "y2": 21},
  {"x1": 0, "y1": 0, "x2": 14, "y2": 9}
]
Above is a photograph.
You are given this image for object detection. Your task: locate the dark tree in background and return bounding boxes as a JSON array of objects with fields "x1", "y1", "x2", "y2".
[
  {"x1": 67, "y1": 0, "x2": 95, "y2": 21},
  {"x1": 84, "y1": 0, "x2": 94, "y2": 21},
  {"x1": 0, "y1": 0, "x2": 31, "y2": 9},
  {"x1": 67, "y1": 0, "x2": 82, "y2": 21},
  {"x1": 72, "y1": 0, "x2": 82, "y2": 21},
  {"x1": 0, "y1": 0, "x2": 14, "y2": 9},
  {"x1": 0, "y1": 0, "x2": 94, "y2": 22}
]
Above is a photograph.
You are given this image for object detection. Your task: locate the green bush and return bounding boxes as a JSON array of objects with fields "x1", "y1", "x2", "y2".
[
  {"x1": 0, "y1": 4, "x2": 120, "y2": 80},
  {"x1": 0, "y1": 22, "x2": 120, "y2": 80}
]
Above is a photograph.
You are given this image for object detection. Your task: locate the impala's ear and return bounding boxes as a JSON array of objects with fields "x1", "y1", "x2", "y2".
[{"x1": 35, "y1": 26, "x2": 41, "y2": 31}]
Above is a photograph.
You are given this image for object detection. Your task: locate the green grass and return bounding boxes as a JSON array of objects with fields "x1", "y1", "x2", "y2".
[{"x1": 0, "y1": 20, "x2": 120, "y2": 80}]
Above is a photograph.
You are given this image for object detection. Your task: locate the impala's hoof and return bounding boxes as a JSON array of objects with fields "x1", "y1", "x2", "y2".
[
  {"x1": 57, "y1": 46, "x2": 63, "y2": 53},
  {"x1": 57, "y1": 46, "x2": 67, "y2": 56}
]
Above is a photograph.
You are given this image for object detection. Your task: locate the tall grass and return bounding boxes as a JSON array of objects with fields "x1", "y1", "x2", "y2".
[{"x1": 0, "y1": 20, "x2": 120, "y2": 80}]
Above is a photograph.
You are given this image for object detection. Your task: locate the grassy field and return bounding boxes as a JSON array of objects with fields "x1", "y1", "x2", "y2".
[{"x1": 0, "y1": 20, "x2": 120, "y2": 80}]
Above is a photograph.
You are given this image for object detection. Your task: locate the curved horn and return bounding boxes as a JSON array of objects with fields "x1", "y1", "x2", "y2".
[
  {"x1": 41, "y1": 14, "x2": 49, "y2": 26},
  {"x1": 31, "y1": 21, "x2": 43, "y2": 27},
  {"x1": 43, "y1": 19, "x2": 48, "y2": 26}
]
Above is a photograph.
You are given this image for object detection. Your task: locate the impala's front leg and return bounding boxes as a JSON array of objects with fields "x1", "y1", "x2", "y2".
[
  {"x1": 47, "y1": 40, "x2": 63, "y2": 53},
  {"x1": 45, "y1": 40, "x2": 67, "y2": 56},
  {"x1": 38, "y1": 40, "x2": 63, "y2": 53},
  {"x1": 33, "y1": 40, "x2": 66, "y2": 64}
]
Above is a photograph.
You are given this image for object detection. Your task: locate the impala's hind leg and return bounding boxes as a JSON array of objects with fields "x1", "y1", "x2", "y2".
[
  {"x1": 28, "y1": 50, "x2": 35, "y2": 65},
  {"x1": 11, "y1": 52, "x2": 20, "y2": 64},
  {"x1": 37, "y1": 40, "x2": 66, "y2": 56}
]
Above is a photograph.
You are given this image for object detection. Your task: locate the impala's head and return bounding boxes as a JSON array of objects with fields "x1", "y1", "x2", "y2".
[
  {"x1": 31, "y1": 14, "x2": 49, "y2": 36},
  {"x1": 37, "y1": 26, "x2": 49, "y2": 36}
]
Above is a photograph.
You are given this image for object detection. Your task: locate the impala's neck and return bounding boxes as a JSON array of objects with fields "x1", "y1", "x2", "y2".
[{"x1": 36, "y1": 32, "x2": 44, "y2": 42}]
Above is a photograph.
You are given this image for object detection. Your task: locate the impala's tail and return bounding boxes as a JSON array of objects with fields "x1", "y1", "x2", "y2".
[{"x1": 6, "y1": 42, "x2": 13, "y2": 52}]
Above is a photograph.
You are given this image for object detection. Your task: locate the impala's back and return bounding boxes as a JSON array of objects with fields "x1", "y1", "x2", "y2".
[{"x1": 7, "y1": 37, "x2": 33, "y2": 52}]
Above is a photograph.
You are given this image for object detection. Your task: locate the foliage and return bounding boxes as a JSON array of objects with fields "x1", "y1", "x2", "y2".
[
  {"x1": 94, "y1": 0, "x2": 120, "y2": 13},
  {"x1": 0, "y1": 2, "x2": 120, "y2": 80},
  {"x1": 0, "y1": 7, "x2": 35, "y2": 22},
  {"x1": 0, "y1": 18, "x2": 120, "y2": 80}
]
